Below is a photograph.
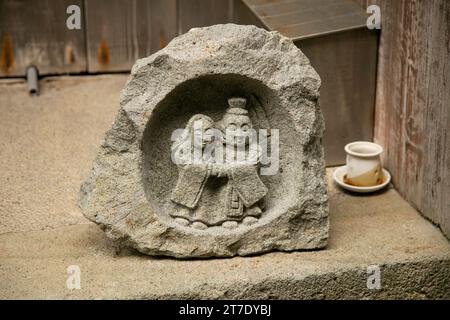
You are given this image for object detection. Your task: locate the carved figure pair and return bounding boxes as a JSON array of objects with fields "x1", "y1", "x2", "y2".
[{"x1": 170, "y1": 97, "x2": 268, "y2": 229}]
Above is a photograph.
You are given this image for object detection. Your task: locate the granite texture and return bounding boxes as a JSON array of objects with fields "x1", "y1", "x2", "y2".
[{"x1": 79, "y1": 24, "x2": 329, "y2": 258}]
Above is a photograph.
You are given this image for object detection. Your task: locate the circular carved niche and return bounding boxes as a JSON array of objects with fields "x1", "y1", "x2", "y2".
[{"x1": 142, "y1": 73, "x2": 302, "y2": 230}]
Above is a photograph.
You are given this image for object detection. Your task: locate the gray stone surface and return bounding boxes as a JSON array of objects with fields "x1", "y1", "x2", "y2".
[
  {"x1": 0, "y1": 75, "x2": 449, "y2": 299},
  {"x1": 80, "y1": 24, "x2": 329, "y2": 258},
  {"x1": 1, "y1": 172, "x2": 449, "y2": 299},
  {"x1": 0, "y1": 75, "x2": 126, "y2": 234}
]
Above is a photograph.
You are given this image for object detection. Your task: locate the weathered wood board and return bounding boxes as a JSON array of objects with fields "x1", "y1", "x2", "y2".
[
  {"x1": 0, "y1": 0, "x2": 87, "y2": 77},
  {"x1": 1, "y1": 0, "x2": 239, "y2": 75},
  {"x1": 298, "y1": 28, "x2": 378, "y2": 165},
  {"x1": 84, "y1": 0, "x2": 177, "y2": 72},
  {"x1": 354, "y1": 0, "x2": 450, "y2": 238},
  {"x1": 233, "y1": 0, "x2": 266, "y2": 28},
  {"x1": 178, "y1": 0, "x2": 234, "y2": 34}
]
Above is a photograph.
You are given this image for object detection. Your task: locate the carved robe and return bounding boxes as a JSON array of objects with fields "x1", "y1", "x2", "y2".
[{"x1": 170, "y1": 163, "x2": 267, "y2": 225}]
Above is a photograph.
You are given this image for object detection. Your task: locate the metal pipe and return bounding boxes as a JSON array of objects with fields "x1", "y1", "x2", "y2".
[{"x1": 26, "y1": 66, "x2": 39, "y2": 96}]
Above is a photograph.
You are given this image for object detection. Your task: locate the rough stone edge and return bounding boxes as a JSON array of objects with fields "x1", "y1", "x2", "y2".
[{"x1": 136, "y1": 258, "x2": 450, "y2": 300}]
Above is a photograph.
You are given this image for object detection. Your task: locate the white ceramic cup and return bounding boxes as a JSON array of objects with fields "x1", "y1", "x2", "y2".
[{"x1": 344, "y1": 141, "x2": 384, "y2": 187}]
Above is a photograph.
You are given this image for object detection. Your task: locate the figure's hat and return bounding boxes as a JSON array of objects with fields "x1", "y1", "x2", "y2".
[{"x1": 226, "y1": 97, "x2": 248, "y2": 115}]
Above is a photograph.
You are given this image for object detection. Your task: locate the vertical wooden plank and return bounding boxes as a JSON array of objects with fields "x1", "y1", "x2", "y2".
[
  {"x1": 233, "y1": 0, "x2": 267, "y2": 28},
  {"x1": 355, "y1": 0, "x2": 450, "y2": 238},
  {"x1": 0, "y1": 0, "x2": 86, "y2": 77},
  {"x1": 150, "y1": 0, "x2": 178, "y2": 51},
  {"x1": 297, "y1": 28, "x2": 378, "y2": 166},
  {"x1": 178, "y1": 0, "x2": 233, "y2": 34},
  {"x1": 85, "y1": 0, "x2": 177, "y2": 73},
  {"x1": 420, "y1": 0, "x2": 450, "y2": 237},
  {"x1": 85, "y1": 0, "x2": 145, "y2": 72}
]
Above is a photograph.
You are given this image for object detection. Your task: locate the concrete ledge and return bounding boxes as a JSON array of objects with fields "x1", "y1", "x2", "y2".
[{"x1": 0, "y1": 76, "x2": 449, "y2": 299}]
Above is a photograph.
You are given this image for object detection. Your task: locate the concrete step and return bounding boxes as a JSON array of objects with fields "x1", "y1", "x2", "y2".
[{"x1": 0, "y1": 76, "x2": 448, "y2": 299}]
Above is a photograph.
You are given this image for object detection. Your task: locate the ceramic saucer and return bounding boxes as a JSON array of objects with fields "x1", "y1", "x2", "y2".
[{"x1": 333, "y1": 165, "x2": 391, "y2": 193}]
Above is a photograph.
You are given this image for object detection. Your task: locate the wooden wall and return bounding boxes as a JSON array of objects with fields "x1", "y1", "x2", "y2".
[
  {"x1": 354, "y1": 0, "x2": 450, "y2": 238},
  {"x1": 178, "y1": 0, "x2": 234, "y2": 34},
  {"x1": 84, "y1": 0, "x2": 233, "y2": 72},
  {"x1": 84, "y1": 0, "x2": 178, "y2": 72},
  {"x1": 0, "y1": 0, "x2": 234, "y2": 76},
  {"x1": 0, "y1": 0, "x2": 87, "y2": 76}
]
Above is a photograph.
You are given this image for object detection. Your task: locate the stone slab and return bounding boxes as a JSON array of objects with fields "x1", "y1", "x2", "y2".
[
  {"x1": 0, "y1": 75, "x2": 449, "y2": 299},
  {"x1": 1, "y1": 177, "x2": 449, "y2": 299},
  {"x1": 0, "y1": 75, "x2": 126, "y2": 234}
]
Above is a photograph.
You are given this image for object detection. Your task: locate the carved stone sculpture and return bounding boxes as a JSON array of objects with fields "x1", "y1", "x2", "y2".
[
  {"x1": 80, "y1": 24, "x2": 329, "y2": 258},
  {"x1": 170, "y1": 97, "x2": 267, "y2": 230}
]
